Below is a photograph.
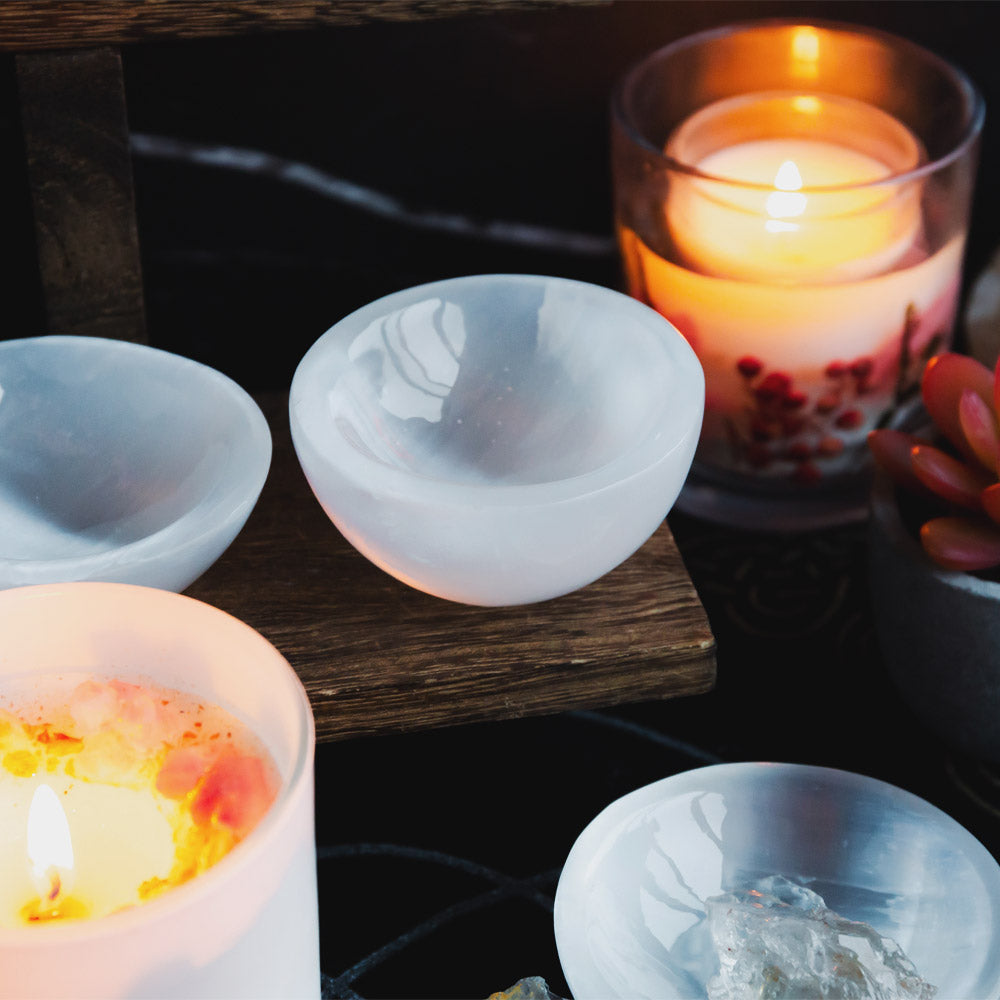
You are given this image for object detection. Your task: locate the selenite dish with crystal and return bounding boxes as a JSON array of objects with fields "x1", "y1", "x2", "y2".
[
  {"x1": 0, "y1": 336, "x2": 271, "y2": 592},
  {"x1": 288, "y1": 273, "x2": 704, "y2": 606},
  {"x1": 554, "y1": 762, "x2": 1000, "y2": 999}
]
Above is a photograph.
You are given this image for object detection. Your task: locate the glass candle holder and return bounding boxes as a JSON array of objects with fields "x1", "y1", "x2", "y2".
[{"x1": 612, "y1": 20, "x2": 984, "y2": 530}]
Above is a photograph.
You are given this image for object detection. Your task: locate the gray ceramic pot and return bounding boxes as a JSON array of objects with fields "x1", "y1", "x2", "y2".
[{"x1": 869, "y1": 470, "x2": 1000, "y2": 763}]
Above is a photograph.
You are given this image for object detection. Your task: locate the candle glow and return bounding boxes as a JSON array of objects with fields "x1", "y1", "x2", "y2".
[
  {"x1": 0, "y1": 676, "x2": 279, "y2": 927},
  {"x1": 617, "y1": 83, "x2": 964, "y2": 500}
]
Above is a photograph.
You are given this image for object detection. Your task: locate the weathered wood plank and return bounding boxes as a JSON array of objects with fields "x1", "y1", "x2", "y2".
[
  {"x1": 15, "y1": 47, "x2": 147, "y2": 342},
  {"x1": 0, "y1": 2, "x2": 595, "y2": 51},
  {"x1": 185, "y1": 393, "x2": 717, "y2": 742}
]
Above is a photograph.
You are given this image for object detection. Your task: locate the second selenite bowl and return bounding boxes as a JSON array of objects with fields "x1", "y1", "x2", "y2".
[{"x1": 289, "y1": 274, "x2": 704, "y2": 606}]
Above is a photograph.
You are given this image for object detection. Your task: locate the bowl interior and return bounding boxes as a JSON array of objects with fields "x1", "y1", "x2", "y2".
[
  {"x1": 0, "y1": 337, "x2": 261, "y2": 562},
  {"x1": 554, "y1": 763, "x2": 1000, "y2": 999},
  {"x1": 302, "y1": 276, "x2": 690, "y2": 487}
]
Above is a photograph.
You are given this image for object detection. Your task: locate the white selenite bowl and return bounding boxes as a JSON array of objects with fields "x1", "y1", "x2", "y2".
[
  {"x1": 289, "y1": 274, "x2": 704, "y2": 606},
  {"x1": 554, "y1": 763, "x2": 1000, "y2": 1000},
  {"x1": 0, "y1": 336, "x2": 271, "y2": 592}
]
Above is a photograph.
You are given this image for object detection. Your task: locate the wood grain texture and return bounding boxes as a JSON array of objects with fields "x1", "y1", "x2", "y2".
[
  {"x1": 185, "y1": 393, "x2": 717, "y2": 742},
  {"x1": 15, "y1": 48, "x2": 147, "y2": 342},
  {"x1": 0, "y1": 2, "x2": 593, "y2": 51}
]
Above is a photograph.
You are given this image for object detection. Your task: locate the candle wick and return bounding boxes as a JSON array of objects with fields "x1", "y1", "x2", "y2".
[{"x1": 46, "y1": 871, "x2": 61, "y2": 903}]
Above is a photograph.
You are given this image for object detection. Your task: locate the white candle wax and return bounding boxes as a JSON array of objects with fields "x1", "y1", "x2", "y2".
[{"x1": 664, "y1": 93, "x2": 924, "y2": 284}]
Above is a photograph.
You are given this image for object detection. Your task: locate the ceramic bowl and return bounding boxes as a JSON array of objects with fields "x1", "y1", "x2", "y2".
[
  {"x1": 289, "y1": 274, "x2": 704, "y2": 606},
  {"x1": 554, "y1": 762, "x2": 1000, "y2": 1000},
  {"x1": 0, "y1": 336, "x2": 271, "y2": 592}
]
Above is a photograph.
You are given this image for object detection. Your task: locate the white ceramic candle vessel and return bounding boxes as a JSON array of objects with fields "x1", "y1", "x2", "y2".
[{"x1": 0, "y1": 582, "x2": 319, "y2": 1000}]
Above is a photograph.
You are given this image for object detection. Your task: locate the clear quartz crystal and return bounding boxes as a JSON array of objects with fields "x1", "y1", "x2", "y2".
[{"x1": 705, "y1": 876, "x2": 937, "y2": 1000}]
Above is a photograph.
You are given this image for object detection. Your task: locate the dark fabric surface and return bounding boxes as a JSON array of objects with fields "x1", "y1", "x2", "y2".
[{"x1": 3, "y1": 3, "x2": 1000, "y2": 996}]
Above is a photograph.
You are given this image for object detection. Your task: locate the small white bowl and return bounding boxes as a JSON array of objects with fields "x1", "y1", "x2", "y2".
[
  {"x1": 554, "y1": 763, "x2": 1000, "y2": 1000},
  {"x1": 289, "y1": 274, "x2": 704, "y2": 606},
  {"x1": 0, "y1": 336, "x2": 271, "y2": 592}
]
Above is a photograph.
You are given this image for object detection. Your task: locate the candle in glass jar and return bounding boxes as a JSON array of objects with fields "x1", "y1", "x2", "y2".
[{"x1": 621, "y1": 88, "x2": 962, "y2": 494}]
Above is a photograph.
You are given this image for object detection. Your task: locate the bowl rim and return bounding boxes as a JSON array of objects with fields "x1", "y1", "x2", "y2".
[
  {"x1": 288, "y1": 273, "x2": 705, "y2": 507},
  {"x1": 0, "y1": 335, "x2": 272, "y2": 575},
  {"x1": 554, "y1": 761, "x2": 1000, "y2": 999}
]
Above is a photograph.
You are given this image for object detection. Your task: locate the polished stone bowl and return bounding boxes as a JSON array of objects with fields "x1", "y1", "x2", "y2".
[
  {"x1": 554, "y1": 762, "x2": 1000, "y2": 999},
  {"x1": 0, "y1": 336, "x2": 271, "y2": 592},
  {"x1": 289, "y1": 274, "x2": 704, "y2": 606}
]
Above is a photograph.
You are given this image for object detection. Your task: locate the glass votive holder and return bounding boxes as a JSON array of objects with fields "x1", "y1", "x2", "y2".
[{"x1": 612, "y1": 20, "x2": 984, "y2": 530}]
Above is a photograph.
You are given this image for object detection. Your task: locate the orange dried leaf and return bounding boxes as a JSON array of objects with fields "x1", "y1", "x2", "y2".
[
  {"x1": 983, "y1": 483, "x2": 1000, "y2": 525},
  {"x1": 922, "y1": 353, "x2": 994, "y2": 463},
  {"x1": 958, "y1": 389, "x2": 1000, "y2": 473},
  {"x1": 921, "y1": 516, "x2": 1000, "y2": 571},
  {"x1": 911, "y1": 444, "x2": 992, "y2": 510}
]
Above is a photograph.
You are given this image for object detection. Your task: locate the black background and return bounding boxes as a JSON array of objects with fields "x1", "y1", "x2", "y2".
[{"x1": 4, "y1": 4, "x2": 1000, "y2": 997}]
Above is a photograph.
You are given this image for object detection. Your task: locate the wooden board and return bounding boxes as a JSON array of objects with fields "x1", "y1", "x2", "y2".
[
  {"x1": 186, "y1": 393, "x2": 717, "y2": 742},
  {"x1": 0, "y1": 1, "x2": 599, "y2": 51}
]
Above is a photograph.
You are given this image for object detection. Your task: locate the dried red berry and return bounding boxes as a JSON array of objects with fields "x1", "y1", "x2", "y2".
[
  {"x1": 756, "y1": 372, "x2": 792, "y2": 403},
  {"x1": 737, "y1": 356, "x2": 763, "y2": 379},
  {"x1": 849, "y1": 357, "x2": 874, "y2": 380},
  {"x1": 835, "y1": 409, "x2": 863, "y2": 430},
  {"x1": 782, "y1": 390, "x2": 808, "y2": 411},
  {"x1": 825, "y1": 361, "x2": 847, "y2": 379},
  {"x1": 816, "y1": 436, "x2": 845, "y2": 457}
]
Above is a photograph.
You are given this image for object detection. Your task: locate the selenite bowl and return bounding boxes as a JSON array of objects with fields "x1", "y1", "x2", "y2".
[
  {"x1": 554, "y1": 763, "x2": 1000, "y2": 999},
  {"x1": 0, "y1": 336, "x2": 271, "y2": 592},
  {"x1": 289, "y1": 274, "x2": 704, "y2": 606}
]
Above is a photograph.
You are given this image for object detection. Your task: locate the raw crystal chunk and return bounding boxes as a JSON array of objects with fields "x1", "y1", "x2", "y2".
[{"x1": 706, "y1": 875, "x2": 936, "y2": 1000}]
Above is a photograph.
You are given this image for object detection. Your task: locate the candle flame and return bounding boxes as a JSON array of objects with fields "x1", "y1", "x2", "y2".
[
  {"x1": 791, "y1": 26, "x2": 821, "y2": 64},
  {"x1": 765, "y1": 160, "x2": 806, "y2": 232},
  {"x1": 774, "y1": 160, "x2": 803, "y2": 193},
  {"x1": 27, "y1": 784, "x2": 74, "y2": 898}
]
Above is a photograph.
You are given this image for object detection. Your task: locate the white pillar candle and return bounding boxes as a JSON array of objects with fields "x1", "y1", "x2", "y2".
[
  {"x1": 664, "y1": 93, "x2": 924, "y2": 284},
  {"x1": 0, "y1": 583, "x2": 319, "y2": 1000}
]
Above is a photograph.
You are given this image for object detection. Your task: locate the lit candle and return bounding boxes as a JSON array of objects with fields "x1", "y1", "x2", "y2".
[
  {"x1": 0, "y1": 676, "x2": 278, "y2": 928},
  {"x1": 663, "y1": 92, "x2": 924, "y2": 283},
  {"x1": 0, "y1": 583, "x2": 319, "y2": 1000},
  {"x1": 620, "y1": 87, "x2": 963, "y2": 498},
  {"x1": 24, "y1": 785, "x2": 84, "y2": 922}
]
